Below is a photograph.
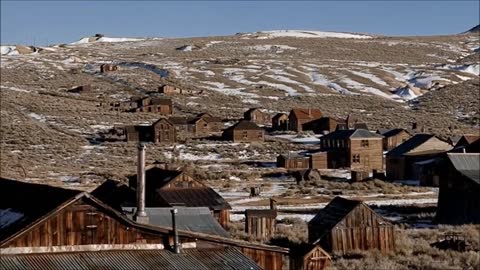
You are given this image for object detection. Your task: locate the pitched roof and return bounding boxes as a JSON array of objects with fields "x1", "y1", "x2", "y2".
[
  {"x1": 225, "y1": 120, "x2": 263, "y2": 131},
  {"x1": 290, "y1": 108, "x2": 322, "y2": 120},
  {"x1": 0, "y1": 178, "x2": 81, "y2": 243},
  {"x1": 91, "y1": 179, "x2": 136, "y2": 210},
  {"x1": 309, "y1": 197, "x2": 390, "y2": 243},
  {"x1": 353, "y1": 123, "x2": 369, "y2": 130},
  {"x1": 447, "y1": 153, "x2": 480, "y2": 185},
  {"x1": 168, "y1": 116, "x2": 195, "y2": 125},
  {"x1": 378, "y1": 128, "x2": 409, "y2": 138},
  {"x1": 321, "y1": 129, "x2": 382, "y2": 140},
  {"x1": 158, "y1": 188, "x2": 231, "y2": 210},
  {"x1": 122, "y1": 207, "x2": 229, "y2": 237},
  {"x1": 386, "y1": 134, "x2": 437, "y2": 157},
  {"x1": 454, "y1": 134, "x2": 480, "y2": 148},
  {"x1": 272, "y1": 113, "x2": 288, "y2": 120},
  {"x1": 152, "y1": 117, "x2": 174, "y2": 127},
  {"x1": 1, "y1": 247, "x2": 261, "y2": 270}
]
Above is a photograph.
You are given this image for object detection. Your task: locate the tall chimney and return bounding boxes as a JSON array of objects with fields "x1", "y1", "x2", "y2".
[
  {"x1": 171, "y1": 208, "x2": 181, "y2": 254},
  {"x1": 134, "y1": 143, "x2": 149, "y2": 224}
]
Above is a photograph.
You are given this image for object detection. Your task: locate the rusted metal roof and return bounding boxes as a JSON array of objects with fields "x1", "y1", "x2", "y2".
[{"x1": 0, "y1": 247, "x2": 261, "y2": 270}]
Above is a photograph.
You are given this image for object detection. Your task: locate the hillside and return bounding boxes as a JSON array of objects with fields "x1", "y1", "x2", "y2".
[{"x1": 1, "y1": 30, "x2": 479, "y2": 184}]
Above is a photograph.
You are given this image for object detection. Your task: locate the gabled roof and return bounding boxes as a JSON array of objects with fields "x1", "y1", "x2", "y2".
[
  {"x1": 128, "y1": 167, "x2": 186, "y2": 190},
  {"x1": 122, "y1": 207, "x2": 229, "y2": 237},
  {"x1": 290, "y1": 108, "x2": 322, "y2": 120},
  {"x1": 0, "y1": 178, "x2": 81, "y2": 243},
  {"x1": 244, "y1": 108, "x2": 265, "y2": 115},
  {"x1": 158, "y1": 188, "x2": 232, "y2": 210},
  {"x1": 272, "y1": 113, "x2": 288, "y2": 120},
  {"x1": 378, "y1": 128, "x2": 409, "y2": 138},
  {"x1": 386, "y1": 134, "x2": 440, "y2": 157},
  {"x1": 1, "y1": 179, "x2": 287, "y2": 255},
  {"x1": 321, "y1": 129, "x2": 382, "y2": 140},
  {"x1": 454, "y1": 134, "x2": 480, "y2": 148},
  {"x1": 447, "y1": 153, "x2": 480, "y2": 185},
  {"x1": 353, "y1": 123, "x2": 369, "y2": 130},
  {"x1": 309, "y1": 197, "x2": 389, "y2": 242},
  {"x1": 150, "y1": 97, "x2": 172, "y2": 106},
  {"x1": 1, "y1": 247, "x2": 262, "y2": 270},
  {"x1": 225, "y1": 120, "x2": 263, "y2": 131},
  {"x1": 152, "y1": 117, "x2": 174, "y2": 127}
]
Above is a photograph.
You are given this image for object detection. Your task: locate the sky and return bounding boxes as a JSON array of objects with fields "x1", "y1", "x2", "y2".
[{"x1": 1, "y1": 1, "x2": 479, "y2": 46}]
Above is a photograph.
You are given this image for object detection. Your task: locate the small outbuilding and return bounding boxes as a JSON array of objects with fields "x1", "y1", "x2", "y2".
[
  {"x1": 308, "y1": 197, "x2": 395, "y2": 254},
  {"x1": 290, "y1": 244, "x2": 331, "y2": 270},
  {"x1": 222, "y1": 120, "x2": 265, "y2": 143}
]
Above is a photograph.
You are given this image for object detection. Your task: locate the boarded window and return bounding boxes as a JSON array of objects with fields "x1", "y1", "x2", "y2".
[{"x1": 353, "y1": 154, "x2": 360, "y2": 163}]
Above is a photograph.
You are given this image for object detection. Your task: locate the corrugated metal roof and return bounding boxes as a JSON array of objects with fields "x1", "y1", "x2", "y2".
[
  {"x1": 0, "y1": 248, "x2": 261, "y2": 270},
  {"x1": 321, "y1": 129, "x2": 381, "y2": 140},
  {"x1": 122, "y1": 207, "x2": 229, "y2": 237},
  {"x1": 447, "y1": 153, "x2": 480, "y2": 184}
]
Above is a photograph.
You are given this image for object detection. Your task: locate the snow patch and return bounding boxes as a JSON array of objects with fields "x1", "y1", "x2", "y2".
[
  {"x1": 0, "y1": 209, "x2": 24, "y2": 229},
  {"x1": 247, "y1": 30, "x2": 372, "y2": 39}
]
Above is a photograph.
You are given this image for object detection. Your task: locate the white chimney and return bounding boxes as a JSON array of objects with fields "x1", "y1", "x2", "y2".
[{"x1": 134, "y1": 143, "x2": 149, "y2": 224}]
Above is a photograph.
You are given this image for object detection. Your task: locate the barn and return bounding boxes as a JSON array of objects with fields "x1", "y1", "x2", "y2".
[{"x1": 308, "y1": 197, "x2": 395, "y2": 254}]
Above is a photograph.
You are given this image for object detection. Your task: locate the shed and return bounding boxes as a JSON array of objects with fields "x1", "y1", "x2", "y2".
[
  {"x1": 245, "y1": 209, "x2": 277, "y2": 241},
  {"x1": 290, "y1": 244, "x2": 331, "y2": 270},
  {"x1": 277, "y1": 153, "x2": 310, "y2": 170},
  {"x1": 436, "y1": 153, "x2": 480, "y2": 224},
  {"x1": 308, "y1": 197, "x2": 395, "y2": 254}
]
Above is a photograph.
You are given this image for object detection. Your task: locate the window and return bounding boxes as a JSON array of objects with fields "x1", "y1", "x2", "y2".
[
  {"x1": 353, "y1": 154, "x2": 360, "y2": 163},
  {"x1": 258, "y1": 131, "x2": 263, "y2": 139},
  {"x1": 361, "y1": 140, "x2": 369, "y2": 147},
  {"x1": 242, "y1": 131, "x2": 248, "y2": 138}
]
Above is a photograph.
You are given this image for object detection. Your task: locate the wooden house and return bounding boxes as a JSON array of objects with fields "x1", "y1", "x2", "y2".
[
  {"x1": 152, "y1": 118, "x2": 176, "y2": 143},
  {"x1": 135, "y1": 97, "x2": 173, "y2": 115},
  {"x1": 272, "y1": 113, "x2": 289, "y2": 131},
  {"x1": 158, "y1": 84, "x2": 190, "y2": 95},
  {"x1": 222, "y1": 120, "x2": 264, "y2": 143},
  {"x1": 377, "y1": 128, "x2": 411, "y2": 151},
  {"x1": 308, "y1": 197, "x2": 395, "y2": 254},
  {"x1": 277, "y1": 153, "x2": 310, "y2": 170},
  {"x1": 320, "y1": 129, "x2": 384, "y2": 172},
  {"x1": 290, "y1": 244, "x2": 331, "y2": 270},
  {"x1": 386, "y1": 134, "x2": 452, "y2": 181},
  {"x1": 124, "y1": 125, "x2": 153, "y2": 142},
  {"x1": 435, "y1": 153, "x2": 480, "y2": 225},
  {"x1": 0, "y1": 178, "x2": 288, "y2": 270},
  {"x1": 309, "y1": 151, "x2": 329, "y2": 169},
  {"x1": 118, "y1": 167, "x2": 232, "y2": 228},
  {"x1": 289, "y1": 108, "x2": 323, "y2": 132},
  {"x1": 244, "y1": 108, "x2": 272, "y2": 126},
  {"x1": 169, "y1": 113, "x2": 223, "y2": 138},
  {"x1": 100, "y1": 64, "x2": 118, "y2": 73}
]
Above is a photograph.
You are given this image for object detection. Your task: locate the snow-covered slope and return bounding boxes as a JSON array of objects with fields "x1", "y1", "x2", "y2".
[
  {"x1": 1, "y1": 46, "x2": 19, "y2": 56},
  {"x1": 244, "y1": 30, "x2": 372, "y2": 39},
  {"x1": 70, "y1": 36, "x2": 144, "y2": 45}
]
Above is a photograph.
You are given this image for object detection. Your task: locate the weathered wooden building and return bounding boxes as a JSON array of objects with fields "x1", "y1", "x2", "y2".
[
  {"x1": 309, "y1": 151, "x2": 329, "y2": 169},
  {"x1": 94, "y1": 167, "x2": 232, "y2": 228},
  {"x1": 0, "y1": 178, "x2": 289, "y2": 270},
  {"x1": 135, "y1": 97, "x2": 173, "y2": 115},
  {"x1": 277, "y1": 153, "x2": 311, "y2": 170},
  {"x1": 244, "y1": 108, "x2": 272, "y2": 126},
  {"x1": 290, "y1": 244, "x2": 331, "y2": 270},
  {"x1": 124, "y1": 118, "x2": 176, "y2": 143},
  {"x1": 386, "y1": 134, "x2": 451, "y2": 181},
  {"x1": 435, "y1": 153, "x2": 480, "y2": 225},
  {"x1": 158, "y1": 84, "x2": 195, "y2": 95},
  {"x1": 453, "y1": 134, "x2": 480, "y2": 149},
  {"x1": 169, "y1": 113, "x2": 223, "y2": 138},
  {"x1": 100, "y1": 64, "x2": 118, "y2": 72},
  {"x1": 377, "y1": 128, "x2": 411, "y2": 151},
  {"x1": 320, "y1": 129, "x2": 384, "y2": 172},
  {"x1": 289, "y1": 108, "x2": 323, "y2": 132},
  {"x1": 222, "y1": 120, "x2": 265, "y2": 143},
  {"x1": 272, "y1": 113, "x2": 289, "y2": 131},
  {"x1": 308, "y1": 197, "x2": 395, "y2": 254},
  {"x1": 245, "y1": 209, "x2": 277, "y2": 240},
  {"x1": 303, "y1": 117, "x2": 340, "y2": 134}
]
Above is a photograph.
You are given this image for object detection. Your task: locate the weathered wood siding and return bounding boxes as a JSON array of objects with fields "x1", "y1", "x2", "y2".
[
  {"x1": 240, "y1": 247, "x2": 283, "y2": 270},
  {"x1": 290, "y1": 246, "x2": 331, "y2": 270},
  {"x1": 230, "y1": 129, "x2": 264, "y2": 143},
  {"x1": 3, "y1": 199, "x2": 170, "y2": 249},
  {"x1": 349, "y1": 138, "x2": 383, "y2": 172},
  {"x1": 272, "y1": 115, "x2": 289, "y2": 131},
  {"x1": 329, "y1": 204, "x2": 395, "y2": 254},
  {"x1": 153, "y1": 119, "x2": 176, "y2": 143},
  {"x1": 277, "y1": 156, "x2": 310, "y2": 170},
  {"x1": 384, "y1": 131, "x2": 410, "y2": 151},
  {"x1": 245, "y1": 110, "x2": 272, "y2": 126},
  {"x1": 310, "y1": 153, "x2": 328, "y2": 169},
  {"x1": 386, "y1": 156, "x2": 405, "y2": 180},
  {"x1": 213, "y1": 209, "x2": 230, "y2": 228},
  {"x1": 245, "y1": 216, "x2": 276, "y2": 240}
]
